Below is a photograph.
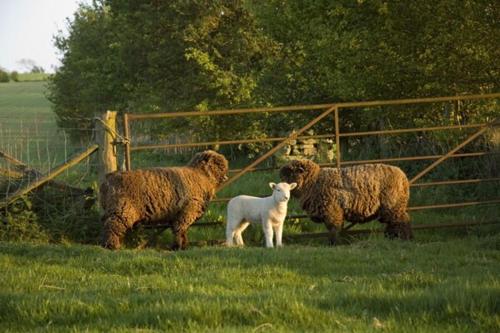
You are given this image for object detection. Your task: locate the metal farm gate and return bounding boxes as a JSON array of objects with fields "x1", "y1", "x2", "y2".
[{"x1": 121, "y1": 93, "x2": 500, "y2": 238}]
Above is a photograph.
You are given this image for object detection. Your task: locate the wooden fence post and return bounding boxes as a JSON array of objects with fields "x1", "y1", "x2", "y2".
[{"x1": 97, "y1": 111, "x2": 118, "y2": 184}]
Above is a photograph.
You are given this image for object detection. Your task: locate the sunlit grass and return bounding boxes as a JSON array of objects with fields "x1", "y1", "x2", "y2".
[{"x1": 0, "y1": 236, "x2": 499, "y2": 332}]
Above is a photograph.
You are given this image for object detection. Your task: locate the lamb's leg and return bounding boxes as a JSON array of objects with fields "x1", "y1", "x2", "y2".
[
  {"x1": 262, "y1": 219, "x2": 274, "y2": 248},
  {"x1": 234, "y1": 221, "x2": 250, "y2": 246},
  {"x1": 101, "y1": 214, "x2": 129, "y2": 250},
  {"x1": 225, "y1": 218, "x2": 237, "y2": 246},
  {"x1": 273, "y1": 222, "x2": 284, "y2": 247}
]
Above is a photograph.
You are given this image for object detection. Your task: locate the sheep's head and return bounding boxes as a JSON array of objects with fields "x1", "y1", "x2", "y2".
[
  {"x1": 269, "y1": 182, "x2": 297, "y2": 203},
  {"x1": 188, "y1": 150, "x2": 229, "y2": 185},
  {"x1": 279, "y1": 159, "x2": 320, "y2": 196}
]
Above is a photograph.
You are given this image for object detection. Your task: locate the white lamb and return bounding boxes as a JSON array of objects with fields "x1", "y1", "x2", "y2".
[{"x1": 225, "y1": 182, "x2": 297, "y2": 248}]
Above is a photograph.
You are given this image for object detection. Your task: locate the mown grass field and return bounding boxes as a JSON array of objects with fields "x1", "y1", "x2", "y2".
[{"x1": 1, "y1": 232, "x2": 499, "y2": 333}]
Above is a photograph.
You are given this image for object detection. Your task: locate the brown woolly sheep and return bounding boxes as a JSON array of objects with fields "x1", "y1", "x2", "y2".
[
  {"x1": 280, "y1": 160, "x2": 412, "y2": 244},
  {"x1": 100, "y1": 150, "x2": 228, "y2": 250}
]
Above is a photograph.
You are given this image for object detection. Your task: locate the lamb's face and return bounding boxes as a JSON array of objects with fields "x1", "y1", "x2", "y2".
[
  {"x1": 279, "y1": 159, "x2": 319, "y2": 195},
  {"x1": 189, "y1": 150, "x2": 229, "y2": 185},
  {"x1": 269, "y1": 182, "x2": 297, "y2": 203}
]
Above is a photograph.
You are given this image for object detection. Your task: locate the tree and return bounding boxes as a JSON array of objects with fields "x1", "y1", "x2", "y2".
[
  {"x1": 0, "y1": 67, "x2": 9, "y2": 82},
  {"x1": 254, "y1": 0, "x2": 499, "y2": 103},
  {"x1": 48, "y1": 0, "x2": 278, "y2": 143},
  {"x1": 30, "y1": 66, "x2": 45, "y2": 73},
  {"x1": 17, "y1": 58, "x2": 38, "y2": 72},
  {"x1": 10, "y1": 71, "x2": 19, "y2": 81}
]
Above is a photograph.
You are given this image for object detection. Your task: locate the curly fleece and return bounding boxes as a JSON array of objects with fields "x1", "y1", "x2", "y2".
[
  {"x1": 280, "y1": 160, "x2": 412, "y2": 242},
  {"x1": 100, "y1": 150, "x2": 228, "y2": 250}
]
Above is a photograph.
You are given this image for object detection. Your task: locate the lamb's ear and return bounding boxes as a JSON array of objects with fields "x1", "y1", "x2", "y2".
[
  {"x1": 269, "y1": 182, "x2": 276, "y2": 190},
  {"x1": 289, "y1": 182, "x2": 297, "y2": 190}
]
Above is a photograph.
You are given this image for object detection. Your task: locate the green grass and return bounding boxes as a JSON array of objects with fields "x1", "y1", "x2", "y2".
[
  {"x1": 0, "y1": 81, "x2": 52, "y2": 117},
  {"x1": 0, "y1": 235, "x2": 499, "y2": 332}
]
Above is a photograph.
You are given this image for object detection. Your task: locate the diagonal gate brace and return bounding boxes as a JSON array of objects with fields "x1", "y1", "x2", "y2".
[
  {"x1": 217, "y1": 106, "x2": 337, "y2": 192},
  {"x1": 410, "y1": 118, "x2": 499, "y2": 184}
]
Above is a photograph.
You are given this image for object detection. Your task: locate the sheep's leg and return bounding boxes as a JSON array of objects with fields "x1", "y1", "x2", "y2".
[
  {"x1": 273, "y1": 222, "x2": 284, "y2": 247},
  {"x1": 170, "y1": 201, "x2": 207, "y2": 250},
  {"x1": 262, "y1": 219, "x2": 274, "y2": 248},
  {"x1": 383, "y1": 216, "x2": 413, "y2": 240},
  {"x1": 171, "y1": 224, "x2": 188, "y2": 250},
  {"x1": 324, "y1": 221, "x2": 339, "y2": 246},
  {"x1": 381, "y1": 206, "x2": 413, "y2": 240},
  {"x1": 234, "y1": 221, "x2": 250, "y2": 246},
  {"x1": 101, "y1": 215, "x2": 129, "y2": 250},
  {"x1": 323, "y1": 205, "x2": 344, "y2": 246}
]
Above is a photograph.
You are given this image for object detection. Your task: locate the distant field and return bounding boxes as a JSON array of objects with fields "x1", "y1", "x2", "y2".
[
  {"x1": 16, "y1": 72, "x2": 50, "y2": 82},
  {"x1": 0, "y1": 81, "x2": 52, "y2": 117},
  {"x1": 0, "y1": 80, "x2": 92, "y2": 174}
]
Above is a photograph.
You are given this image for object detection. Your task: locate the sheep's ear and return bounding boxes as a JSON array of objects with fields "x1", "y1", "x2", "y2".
[
  {"x1": 289, "y1": 182, "x2": 297, "y2": 190},
  {"x1": 269, "y1": 182, "x2": 276, "y2": 190}
]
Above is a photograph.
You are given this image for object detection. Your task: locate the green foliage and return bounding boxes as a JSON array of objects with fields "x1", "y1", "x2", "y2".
[
  {"x1": 0, "y1": 68, "x2": 10, "y2": 82},
  {"x1": 255, "y1": 0, "x2": 499, "y2": 103},
  {"x1": 0, "y1": 186, "x2": 101, "y2": 245},
  {"x1": 48, "y1": 0, "x2": 278, "y2": 142},
  {"x1": 9, "y1": 71, "x2": 19, "y2": 82},
  {"x1": 1, "y1": 235, "x2": 499, "y2": 332}
]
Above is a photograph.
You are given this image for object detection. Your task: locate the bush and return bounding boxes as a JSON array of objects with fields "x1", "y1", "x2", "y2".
[
  {"x1": 0, "y1": 69, "x2": 10, "y2": 82},
  {"x1": 0, "y1": 186, "x2": 101, "y2": 245},
  {"x1": 10, "y1": 71, "x2": 19, "y2": 81}
]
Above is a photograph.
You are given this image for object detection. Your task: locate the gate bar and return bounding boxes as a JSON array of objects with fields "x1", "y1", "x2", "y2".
[
  {"x1": 340, "y1": 151, "x2": 496, "y2": 166},
  {"x1": 123, "y1": 113, "x2": 132, "y2": 171},
  {"x1": 334, "y1": 106, "x2": 341, "y2": 169},
  {"x1": 284, "y1": 221, "x2": 500, "y2": 239},
  {"x1": 222, "y1": 151, "x2": 496, "y2": 174}
]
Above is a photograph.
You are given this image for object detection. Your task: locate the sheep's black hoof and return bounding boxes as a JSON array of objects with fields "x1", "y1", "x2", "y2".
[
  {"x1": 384, "y1": 223, "x2": 413, "y2": 240},
  {"x1": 399, "y1": 223, "x2": 414, "y2": 240},
  {"x1": 169, "y1": 243, "x2": 180, "y2": 251},
  {"x1": 169, "y1": 243, "x2": 189, "y2": 251},
  {"x1": 327, "y1": 232, "x2": 339, "y2": 246}
]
